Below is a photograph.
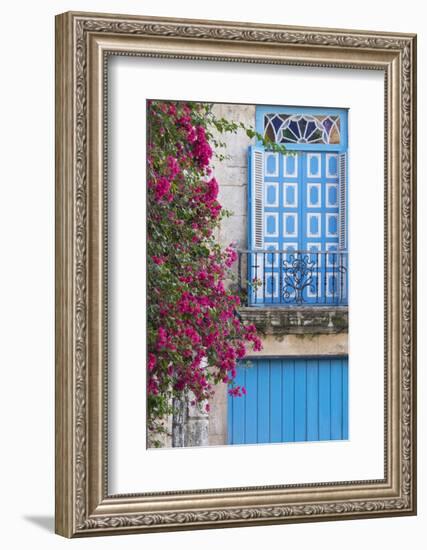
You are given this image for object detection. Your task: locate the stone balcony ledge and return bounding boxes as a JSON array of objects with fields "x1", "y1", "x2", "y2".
[{"x1": 238, "y1": 306, "x2": 348, "y2": 335}]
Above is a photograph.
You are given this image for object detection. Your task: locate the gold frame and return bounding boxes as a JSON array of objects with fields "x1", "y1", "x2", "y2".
[{"x1": 55, "y1": 11, "x2": 417, "y2": 537}]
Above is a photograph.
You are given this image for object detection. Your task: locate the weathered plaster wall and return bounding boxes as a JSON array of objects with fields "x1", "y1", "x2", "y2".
[
  {"x1": 207, "y1": 104, "x2": 255, "y2": 446},
  {"x1": 207, "y1": 383, "x2": 228, "y2": 447},
  {"x1": 172, "y1": 396, "x2": 209, "y2": 448},
  {"x1": 247, "y1": 333, "x2": 348, "y2": 357},
  {"x1": 211, "y1": 103, "x2": 256, "y2": 251}
]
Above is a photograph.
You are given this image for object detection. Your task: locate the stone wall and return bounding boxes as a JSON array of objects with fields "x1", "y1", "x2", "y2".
[
  {"x1": 172, "y1": 395, "x2": 209, "y2": 448},
  {"x1": 211, "y1": 104, "x2": 256, "y2": 251}
]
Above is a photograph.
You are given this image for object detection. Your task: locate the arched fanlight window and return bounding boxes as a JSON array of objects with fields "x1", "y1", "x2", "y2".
[{"x1": 264, "y1": 113, "x2": 341, "y2": 145}]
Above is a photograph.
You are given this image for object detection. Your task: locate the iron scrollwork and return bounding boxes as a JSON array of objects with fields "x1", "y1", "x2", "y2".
[{"x1": 282, "y1": 253, "x2": 316, "y2": 304}]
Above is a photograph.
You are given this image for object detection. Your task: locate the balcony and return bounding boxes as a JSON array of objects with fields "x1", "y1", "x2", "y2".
[{"x1": 237, "y1": 249, "x2": 348, "y2": 308}]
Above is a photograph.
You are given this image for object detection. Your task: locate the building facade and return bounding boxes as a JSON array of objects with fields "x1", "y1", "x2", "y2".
[{"x1": 162, "y1": 102, "x2": 349, "y2": 448}]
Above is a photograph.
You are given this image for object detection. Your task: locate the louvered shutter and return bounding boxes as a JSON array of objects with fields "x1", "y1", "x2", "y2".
[
  {"x1": 338, "y1": 152, "x2": 347, "y2": 250},
  {"x1": 249, "y1": 146, "x2": 265, "y2": 249}
]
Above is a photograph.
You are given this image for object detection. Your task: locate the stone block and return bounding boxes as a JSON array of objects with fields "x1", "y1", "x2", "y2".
[
  {"x1": 217, "y1": 183, "x2": 247, "y2": 216},
  {"x1": 218, "y1": 214, "x2": 246, "y2": 249}
]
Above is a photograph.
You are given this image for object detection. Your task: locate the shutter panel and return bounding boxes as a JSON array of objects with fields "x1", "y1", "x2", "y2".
[
  {"x1": 249, "y1": 146, "x2": 265, "y2": 249},
  {"x1": 338, "y1": 152, "x2": 347, "y2": 250}
]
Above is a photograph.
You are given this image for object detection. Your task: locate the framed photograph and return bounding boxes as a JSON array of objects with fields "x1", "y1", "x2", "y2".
[{"x1": 55, "y1": 11, "x2": 417, "y2": 537}]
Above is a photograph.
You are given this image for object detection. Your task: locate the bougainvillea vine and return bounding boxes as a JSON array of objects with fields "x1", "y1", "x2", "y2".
[{"x1": 147, "y1": 101, "x2": 284, "y2": 445}]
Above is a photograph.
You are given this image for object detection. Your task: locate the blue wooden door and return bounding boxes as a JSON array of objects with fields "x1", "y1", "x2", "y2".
[
  {"x1": 261, "y1": 151, "x2": 346, "y2": 305},
  {"x1": 227, "y1": 357, "x2": 348, "y2": 444}
]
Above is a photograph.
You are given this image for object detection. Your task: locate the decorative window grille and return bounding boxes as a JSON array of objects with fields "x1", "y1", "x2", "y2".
[{"x1": 264, "y1": 113, "x2": 341, "y2": 145}]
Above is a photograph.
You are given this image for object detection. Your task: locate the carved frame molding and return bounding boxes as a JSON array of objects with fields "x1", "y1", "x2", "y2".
[{"x1": 55, "y1": 11, "x2": 416, "y2": 537}]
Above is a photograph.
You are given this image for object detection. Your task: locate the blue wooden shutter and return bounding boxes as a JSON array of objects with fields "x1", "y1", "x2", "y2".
[
  {"x1": 338, "y1": 152, "x2": 347, "y2": 250},
  {"x1": 249, "y1": 146, "x2": 264, "y2": 249}
]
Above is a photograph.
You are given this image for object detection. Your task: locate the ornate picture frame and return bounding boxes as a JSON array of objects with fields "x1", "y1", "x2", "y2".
[{"x1": 55, "y1": 11, "x2": 417, "y2": 537}]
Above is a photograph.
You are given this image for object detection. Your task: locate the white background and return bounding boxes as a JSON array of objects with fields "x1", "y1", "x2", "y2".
[
  {"x1": 0, "y1": 1, "x2": 424, "y2": 548},
  {"x1": 109, "y1": 58, "x2": 384, "y2": 493}
]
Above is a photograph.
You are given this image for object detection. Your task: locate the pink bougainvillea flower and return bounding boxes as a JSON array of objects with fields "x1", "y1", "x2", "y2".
[
  {"x1": 155, "y1": 176, "x2": 171, "y2": 201},
  {"x1": 152, "y1": 255, "x2": 165, "y2": 265},
  {"x1": 146, "y1": 100, "x2": 262, "y2": 436},
  {"x1": 147, "y1": 353, "x2": 156, "y2": 371}
]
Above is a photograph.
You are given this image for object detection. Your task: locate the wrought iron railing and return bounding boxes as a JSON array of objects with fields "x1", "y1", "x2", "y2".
[{"x1": 237, "y1": 249, "x2": 348, "y2": 307}]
